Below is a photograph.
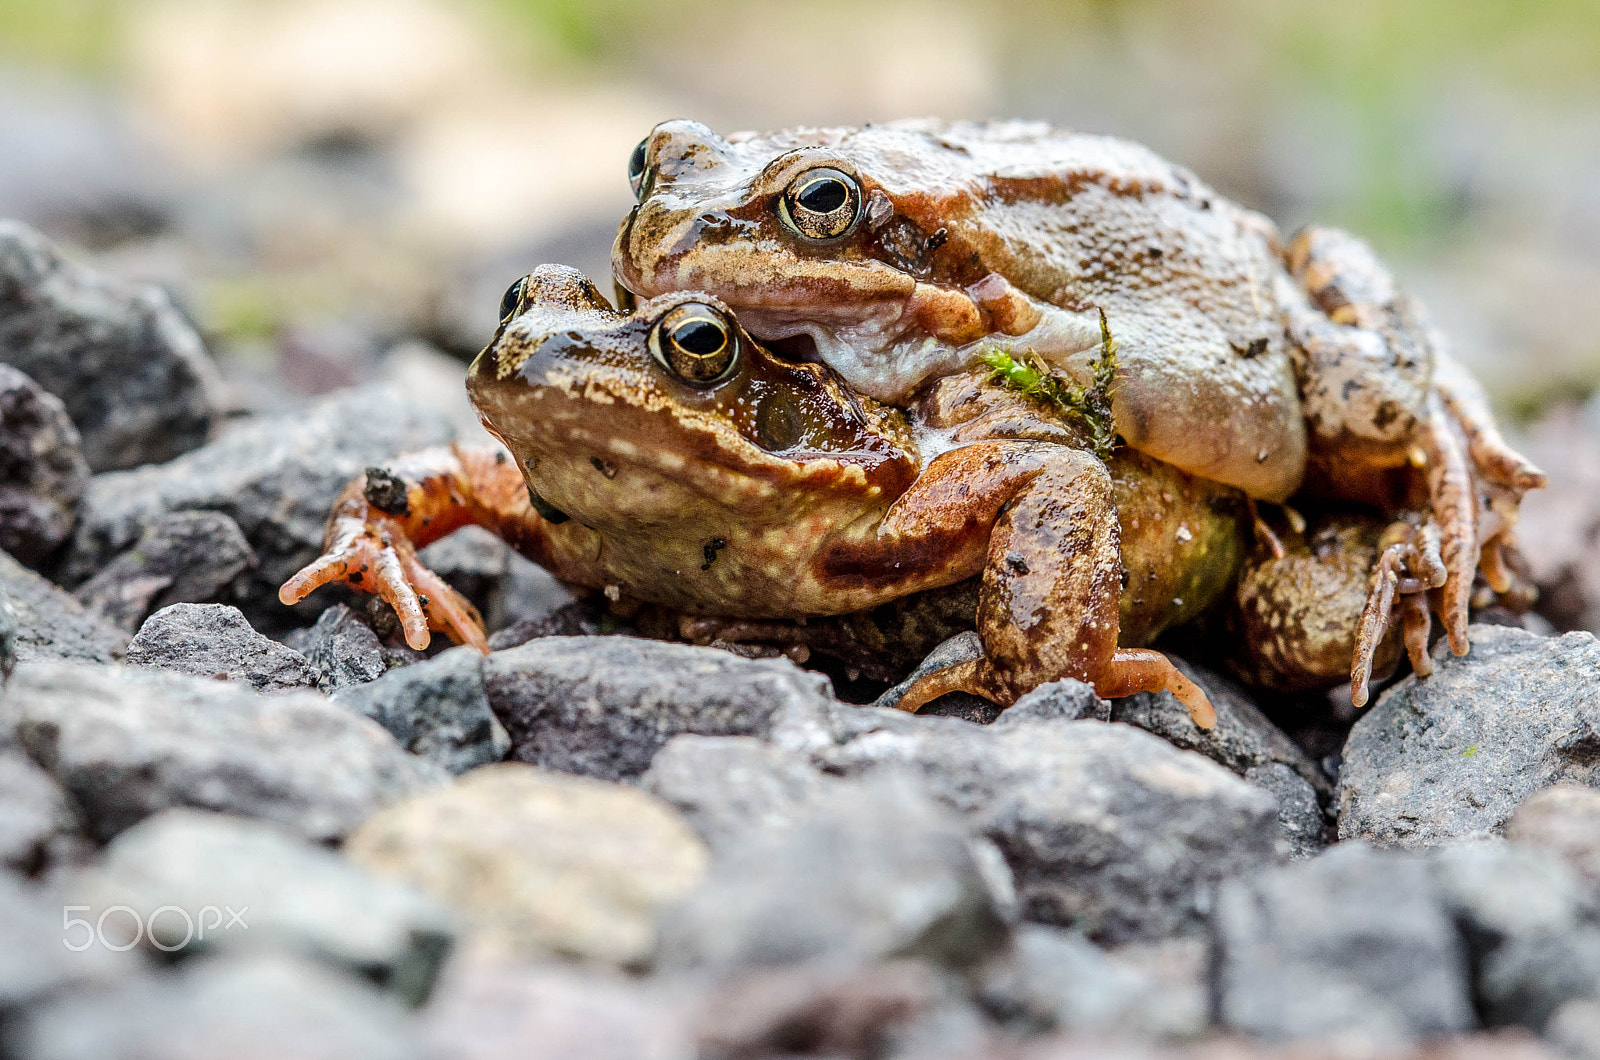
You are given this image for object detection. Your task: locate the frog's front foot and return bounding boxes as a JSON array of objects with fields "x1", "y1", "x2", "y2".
[{"x1": 280, "y1": 510, "x2": 488, "y2": 653}]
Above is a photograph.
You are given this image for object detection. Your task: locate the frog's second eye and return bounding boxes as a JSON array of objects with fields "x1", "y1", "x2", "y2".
[
  {"x1": 779, "y1": 167, "x2": 861, "y2": 242},
  {"x1": 628, "y1": 138, "x2": 649, "y2": 200},
  {"x1": 499, "y1": 277, "x2": 527, "y2": 322},
  {"x1": 650, "y1": 304, "x2": 738, "y2": 386}
]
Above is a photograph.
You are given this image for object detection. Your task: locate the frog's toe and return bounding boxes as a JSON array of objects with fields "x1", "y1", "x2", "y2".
[
  {"x1": 1351, "y1": 524, "x2": 1445, "y2": 707},
  {"x1": 1093, "y1": 648, "x2": 1216, "y2": 730},
  {"x1": 398, "y1": 551, "x2": 488, "y2": 654}
]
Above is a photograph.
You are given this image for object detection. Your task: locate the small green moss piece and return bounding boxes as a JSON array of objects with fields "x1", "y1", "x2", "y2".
[
  {"x1": 1460, "y1": 744, "x2": 1479, "y2": 758},
  {"x1": 981, "y1": 308, "x2": 1120, "y2": 459}
]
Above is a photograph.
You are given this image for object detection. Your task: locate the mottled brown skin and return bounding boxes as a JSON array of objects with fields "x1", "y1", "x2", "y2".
[
  {"x1": 283, "y1": 265, "x2": 1251, "y2": 725},
  {"x1": 612, "y1": 119, "x2": 1546, "y2": 704}
]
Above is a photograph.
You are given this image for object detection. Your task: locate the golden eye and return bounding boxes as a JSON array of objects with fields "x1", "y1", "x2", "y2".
[
  {"x1": 498, "y1": 276, "x2": 527, "y2": 322},
  {"x1": 779, "y1": 167, "x2": 861, "y2": 242},
  {"x1": 650, "y1": 304, "x2": 738, "y2": 386}
]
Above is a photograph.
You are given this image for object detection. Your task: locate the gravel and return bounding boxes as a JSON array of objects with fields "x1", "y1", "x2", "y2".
[
  {"x1": 0, "y1": 363, "x2": 88, "y2": 566},
  {"x1": 0, "y1": 219, "x2": 220, "y2": 472},
  {"x1": 72, "y1": 511, "x2": 255, "y2": 632},
  {"x1": 334, "y1": 646, "x2": 509, "y2": 774},
  {"x1": 0, "y1": 549, "x2": 125, "y2": 663},
  {"x1": 1339, "y1": 625, "x2": 1600, "y2": 848},
  {"x1": 0, "y1": 661, "x2": 447, "y2": 842},
  {"x1": 125, "y1": 602, "x2": 318, "y2": 692}
]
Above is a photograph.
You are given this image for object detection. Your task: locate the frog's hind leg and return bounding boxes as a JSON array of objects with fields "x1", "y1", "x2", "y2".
[
  {"x1": 1350, "y1": 520, "x2": 1447, "y2": 707},
  {"x1": 879, "y1": 441, "x2": 1217, "y2": 729}
]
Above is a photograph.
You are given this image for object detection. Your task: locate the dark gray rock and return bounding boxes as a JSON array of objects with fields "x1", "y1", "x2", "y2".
[
  {"x1": 874, "y1": 631, "x2": 994, "y2": 722},
  {"x1": 1213, "y1": 842, "x2": 1474, "y2": 1044},
  {"x1": 641, "y1": 735, "x2": 834, "y2": 853},
  {"x1": 486, "y1": 597, "x2": 610, "y2": 651},
  {"x1": 87, "y1": 809, "x2": 452, "y2": 1005},
  {"x1": 72, "y1": 511, "x2": 254, "y2": 631},
  {"x1": 0, "y1": 219, "x2": 220, "y2": 472},
  {"x1": 976, "y1": 925, "x2": 1206, "y2": 1040},
  {"x1": 300, "y1": 604, "x2": 388, "y2": 691},
  {"x1": 60, "y1": 384, "x2": 454, "y2": 624},
  {"x1": 7, "y1": 951, "x2": 425, "y2": 1060},
  {"x1": 126, "y1": 603, "x2": 317, "y2": 693},
  {"x1": 0, "y1": 364, "x2": 88, "y2": 566},
  {"x1": 658, "y1": 773, "x2": 1012, "y2": 973},
  {"x1": 486, "y1": 636, "x2": 836, "y2": 781},
  {"x1": 417, "y1": 525, "x2": 508, "y2": 618},
  {"x1": 0, "y1": 748, "x2": 81, "y2": 874},
  {"x1": 1430, "y1": 840, "x2": 1600, "y2": 1031},
  {"x1": 1507, "y1": 783, "x2": 1600, "y2": 884},
  {"x1": 0, "y1": 661, "x2": 447, "y2": 842},
  {"x1": 0, "y1": 873, "x2": 136, "y2": 1011},
  {"x1": 0, "y1": 549, "x2": 124, "y2": 663},
  {"x1": 490, "y1": 548, "x2": 581, "y2": 633},
  {"x1": 781, "y1": 705, "x2": 1279, "y2": 943},
  {"x1": 997, "y1": 678, "x2": 1111, "y2": 725},
  {"x1": 1112, "y1": 655, "x2": 1330, "y2": 797},
  {"x1": 1247, "y1": 763, "x2": 1328, "y2": 861},
  {"x1": 1339, "y1": 626, "x2": 1600, "y2": 848},
  {"x1": 334, "y1": 647, "x2": 508, "y2": 774}
]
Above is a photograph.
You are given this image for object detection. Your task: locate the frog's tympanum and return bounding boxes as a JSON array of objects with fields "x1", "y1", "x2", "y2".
[
  {"x1": 612, "y1": 120, "x2": 1545, "y2": 704},
  {"x1": 282, "y1": 267, "x2": 1433, "y2": 728}
]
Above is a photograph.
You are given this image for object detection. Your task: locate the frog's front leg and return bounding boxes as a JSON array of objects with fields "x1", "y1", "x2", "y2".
[
  {"x1": 860, "y1": 440, "x2": 1216, "y2": 729},
  {"x1": 279, "y1": 443, "x2": 598, "y2": 651}
]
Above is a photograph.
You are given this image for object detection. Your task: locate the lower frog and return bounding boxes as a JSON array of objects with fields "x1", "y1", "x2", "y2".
[{"x1": 279, "y1": 267, "x2": 1399, "y2": 726}]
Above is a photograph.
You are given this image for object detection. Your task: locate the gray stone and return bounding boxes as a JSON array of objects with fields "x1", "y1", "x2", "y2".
[
  {"x1": 0, "y1": 747, "x2": 81, "y2": 874},
  {"x1": 0, "y1": 364, "x2": 88, "y2": 566},
  {"x1": 419, "y1": 957, "x2": 691, "y2": 1060},
  {"x1": 1339, "y1": 626, "x2": 1600, "y2": 848},
  {"x1": 997, "y1": 678, "x2": 1111, "y2": 725},
  {"x1": 417, "y1": 524, "x2": 508, "y2": 618},
  {"x1": 346, "y1": 763, "x2": 707, "y2": 967},
  {"x1": 658, "y1": 772, "x2": 1012, "y2": 973},
  {"x1": 1507, "y1": 783, "x2": 1600, "y2": 884},
  {"x1": 1213, "y1": 842, "x2": 1474, "y2": 1044},
  {"x1": 86, "y1": 809, "x2": 452, "y2": 1005},
  {"x1": 300, "y1": 604, "x2": 388, "y2": 691},
  {"x1": 72, "y1": 511, "x2": 255, "y2": 632},
  {"x1": 641, "y1": 735, "x2": 835, "y2": 855},
  {"x1": 0, "y1": 549, "x2": 124, "y2": 663},
  {"x1": 335, "y1": 647, "x2": 508, "y2": 774},
  {"x1": 1429, "y1": 841, "x2": 1600, "y2": 1031},
  {"x1": 486, "y1": 636, "x2": 836, "y2": 781},
  {"x1": 1548, "y1": 998, "x2": 1600, "y2": 1060},
  {"x1": 0, "y1": 219, "x2": 220, "y2": 472},
  {"x1": 0, "y1": 661, "x2": 447, "y2": 842},
  {"x1": 1247, "y1": 763, "x2": 1328, "y2": 861},
  {"x1": 126, "y1": 603, "x2": 317, "y2": 693},
  {"x1": 784, "y1": 706, "x2": 1278, "y2": 943},
  {"x1": 976, "y1": 925, "x2": 1205, "y2": 1040},
  {"x1": 490, "y1": 547, "x2": 581, "y2": 633},
  {"x1": 0, "y1": 873, "x2": 135, "y2": 1011},
  {"x1": 8, "y1": 951, "x2": 425, "y2": 1060},
  {"x1": 60, "y1": 384, "x2": 454, "y2": 624},
  {"x1": 1112, "y1": 655, "x2": 1330, "y2": 797}
]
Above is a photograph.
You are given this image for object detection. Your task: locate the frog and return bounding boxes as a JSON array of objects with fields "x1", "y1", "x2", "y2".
[
  {"x1": 611, "y1": 118, "x2": 1545, "y2": 705},
  {"x1": 281, "y1": 266, "x2": 1419, "y2": 727}
]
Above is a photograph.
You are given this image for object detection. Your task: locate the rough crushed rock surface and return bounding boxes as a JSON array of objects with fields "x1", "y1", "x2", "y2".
[
  {"x1": 0, "y1": 548, "x2": 125, "y2": 663},
  {"x1": 0, "y1": 219, "x2": 221, "y2": 472},
  {"x1": 72, "y1": 510, "x2": 255, "y2": 631},
  {"x1": 0, "y1": 363, "x2": 89, "y2": 566},
  {"x1": 334, "y1": 646, "x2": 509, "y2": 774},
  {"x1": 125, "y1": 602, "x2": 318, "y2": 692},
  {"x1": 0, "y1": 660, "x2": 447, "y2": 842},
  {"x1": 1339, "y1": 625, "x2": 1600, "y2": 848}
]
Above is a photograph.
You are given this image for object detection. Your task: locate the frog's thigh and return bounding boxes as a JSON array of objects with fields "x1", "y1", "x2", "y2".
[{"x1": 1284, "y1": 226, "x2": 1432, "y2": 450}]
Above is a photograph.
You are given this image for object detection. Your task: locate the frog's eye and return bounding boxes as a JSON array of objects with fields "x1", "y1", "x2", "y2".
[
  {"x1": 650, "y1": 304, "x2": 738, "y2": 386},
  {"x1": 628, "y1": 138, "x2": 649, "y2": 200},
  {"x1": 499, "y1": 277, "x2": 527, "y2": 322},
  {"x1": 779, "y1": 167, "x2": 862, "y2": 242}
]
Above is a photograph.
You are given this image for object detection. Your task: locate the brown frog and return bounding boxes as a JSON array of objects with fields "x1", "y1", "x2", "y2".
[
  {"x1": 612, "y1": 119, "x2": 1545, "y2": 703},
  {"x1": 280, "y1": 267, "x2": 1405, "y2": 727}
]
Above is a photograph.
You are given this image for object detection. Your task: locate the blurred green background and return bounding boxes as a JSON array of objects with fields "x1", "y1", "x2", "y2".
[{"x1": 2, "y1": 0, "x2": 1598, "y2": 415}]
